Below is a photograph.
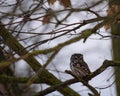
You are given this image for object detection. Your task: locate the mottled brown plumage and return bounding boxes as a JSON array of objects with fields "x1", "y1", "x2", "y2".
[{"x1": 70, "y1": 54, "x2": 91, "y2": 79}]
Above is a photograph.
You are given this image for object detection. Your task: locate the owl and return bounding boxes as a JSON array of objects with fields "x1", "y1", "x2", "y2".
[{"x1": 70, "y1": 54, "x2": 91, "y2": 79}]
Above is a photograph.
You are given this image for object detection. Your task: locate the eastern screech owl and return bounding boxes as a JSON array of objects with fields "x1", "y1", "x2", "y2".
[{"x1": 70, "y1": 54, "x2": 91, "y2": 79}]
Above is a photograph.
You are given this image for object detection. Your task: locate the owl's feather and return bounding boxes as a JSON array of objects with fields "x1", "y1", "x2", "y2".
[{"x1": 70, "y1": 54, "x2": 91, "y2": 78}]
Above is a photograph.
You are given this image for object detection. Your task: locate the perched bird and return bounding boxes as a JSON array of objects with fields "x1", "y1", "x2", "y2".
[{"x1": 70, "y1": 54, "x2": 91, "y2": 80}]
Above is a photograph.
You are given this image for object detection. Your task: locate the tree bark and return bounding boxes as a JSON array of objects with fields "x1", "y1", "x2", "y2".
[{"x1": 109, "y1": 0, "x2": 120, "y2": 96}]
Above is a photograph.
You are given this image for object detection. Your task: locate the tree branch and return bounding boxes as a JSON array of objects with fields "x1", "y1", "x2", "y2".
[
  {"x1": 35, "y1": 60, "x2": 120, "y2": 95},
  {"x1": 0, "y1": 22, "x2": 80, "y2": 96}
]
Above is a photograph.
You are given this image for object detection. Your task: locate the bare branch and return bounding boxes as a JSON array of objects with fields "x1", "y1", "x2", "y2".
[{"x1": 35, "y1": 60, "x2": 120, "y2": 96}]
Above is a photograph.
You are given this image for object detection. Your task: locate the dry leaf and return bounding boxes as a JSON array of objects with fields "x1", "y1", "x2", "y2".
[
  {"x1": 42, "y1": 9, "x2": 55, "y2": 24},
  {"x1": 104, "y1": 24, "x2": 111, "y2": 30},
  {"x1": 48, "y1": 0, "x2": 56, "y2": 4},
  {"x1": 42, "y1": 15, "x2": 52, "y2": 24},
  {"x1": 60, "y1": 0, "x2": 71, "y2": 8},
  {"x1": 107, "y1": 5, "x2": 120, "y2": 16},
  {"x1": 105, "y1": 5, "x2": 120, "y2": 30}
]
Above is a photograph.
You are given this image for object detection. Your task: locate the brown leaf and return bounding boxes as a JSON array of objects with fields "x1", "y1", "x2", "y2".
[
  {"x1": 48, "y1": 0, "x2": 56, "y2": 4},
  {"x1": 42, "y1": 15, "x2": 52, "y2": 24},
  {"x1": 42, "y1": 9, "x2": 55, "y2": 24},
  {"x1": 107, "y1": 5, "x2": 120, "y2": 16},
  {"x1": 60, "y1": 0, "x2": 71, "y2": 8},
  {"x1": 105, "y1": 5, "x2": 120, "y2": 30},
  {"x1": 104, "y1": 24, "x2": 111, "y2": 30}
]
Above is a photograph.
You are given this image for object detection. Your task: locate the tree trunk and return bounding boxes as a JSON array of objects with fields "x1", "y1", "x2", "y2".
[{"x1": 109, "y1": 0, "x2": 120, "y2": 96}]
